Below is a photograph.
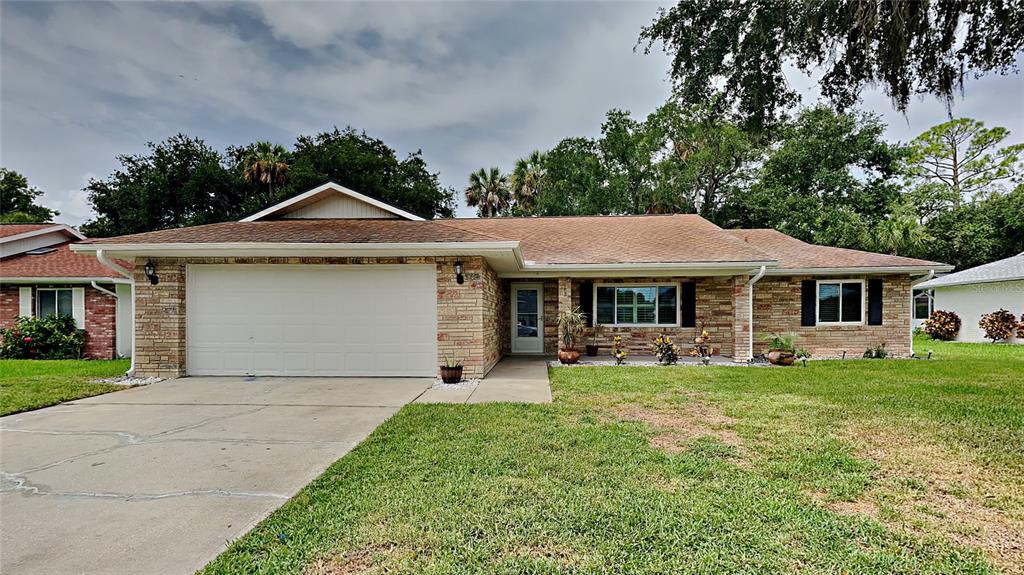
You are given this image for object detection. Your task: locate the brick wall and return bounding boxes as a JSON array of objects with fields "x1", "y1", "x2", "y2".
[
  {"x1": 133, "y1": 256, "x2": 503, "y2": 379},
  {"x1": 0, "y1": 284, "x2": 117, "y2": 359},
  {"x1": 752, "y1": 275, "x2": 912, "y2": 357}
]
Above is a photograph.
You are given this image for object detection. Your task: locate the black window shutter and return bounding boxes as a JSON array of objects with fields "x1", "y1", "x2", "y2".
[
  {"x1": 868, "y1": 279, "x2": 883, "y2": 325},
  {"x1": 579, "y1": 281, "x2": 594, "y2": 327},
  {"x1": 680, "y1": 282, "x2": 697, "y2": 327},
  {"x1": 801, "y1": 280, "x2": 816, "y2": 327}
]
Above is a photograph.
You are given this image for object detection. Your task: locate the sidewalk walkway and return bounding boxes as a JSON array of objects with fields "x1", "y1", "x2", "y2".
[{"x1": 416, "y1": 356, "x2": 551, "y2": 404}]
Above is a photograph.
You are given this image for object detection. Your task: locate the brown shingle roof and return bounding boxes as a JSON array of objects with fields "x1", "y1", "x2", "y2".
[
  {"x1": 0, "y1": 242, "x2": 129, "y2": 279},
  {"x1": 724, "y1": 228, "x2": 946, "y2": 269},
  {"x1": 0, "y1": 223, "x2": 58, "y2": 238},
  {"x1": 441, "y1": 214, "x2": 771, "y2": 264},
  {"x1": 77, "y1": 216, "x2": 948, "y2": 270}
]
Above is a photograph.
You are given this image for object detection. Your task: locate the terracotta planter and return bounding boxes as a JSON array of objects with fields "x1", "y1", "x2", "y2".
[
  {"x1": 439, "y1": 366, "x2": 463, "y2": 383},
  {"x1": 558, "y1": 348, "x2": 581, "y2": 365},
  {"x1": 766, "y1": 350, "x2": 796, "y2": 366},
  {"x1": 585, "y1": 345, "x2": 599, "y2": 357}
]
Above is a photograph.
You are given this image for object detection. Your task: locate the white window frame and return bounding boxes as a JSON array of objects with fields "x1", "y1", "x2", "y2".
[
  {"x1": 593, "y1": 282, "x2": 681, "y2": 327},
  {"x1": 36, "y1": 288, "x2": 75, "y2": 319},
  {"x1": 815, "y1": 279, "x2": 865, "y2": 325},
  {"x1": 912, "y1": 289, "x2": 933, "y2": 320}
]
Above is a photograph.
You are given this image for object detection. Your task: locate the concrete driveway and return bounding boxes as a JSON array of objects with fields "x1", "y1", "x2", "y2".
[{"x1": 0, "y1": 376, "x2": 432, "y2": 575}]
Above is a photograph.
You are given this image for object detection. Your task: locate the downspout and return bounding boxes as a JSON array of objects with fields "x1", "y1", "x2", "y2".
[
  {"x1": 909, "y1": 269, "x2": 936, "y2": 356},
  {"x1": 746, "y1": 266, "x2": 767, "y2": 361},
  {"x1": 90, "y1": 281, "x2": 117, "y2": 298},
  {"x1": 94, "y1": 249, "x2": 136, "y2": 376}
]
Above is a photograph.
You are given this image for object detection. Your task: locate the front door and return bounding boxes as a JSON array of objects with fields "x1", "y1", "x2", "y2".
[{"x1": 511, "y1": 283, "x2": 544, "y2": 354}]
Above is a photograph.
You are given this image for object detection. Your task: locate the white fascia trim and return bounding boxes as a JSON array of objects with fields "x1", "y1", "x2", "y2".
[
  {"x1": 916, "y1": 275, "x2": 1024, "y2": 290},
  {"x1": 72, "y1": 241, "x2": 525, "y2": 264},
  {"x1": 0, "y1": 224, "x2": 85, "y2": 244},
  {"x1": 766, "y1": 265, "x2": 953, "y2": 275},
  {"x1": 239, "y1": 182, "x2": 426, "y2": 222},
  {"x1": 520, "y1": 261, "x2": 776, "y2": 271},
  {"x1": 96, "y1": 248, "x2": 133, "y2": 278},
  {"x1": 0, "y1": 276, "x2": 131, "y2": 284}
]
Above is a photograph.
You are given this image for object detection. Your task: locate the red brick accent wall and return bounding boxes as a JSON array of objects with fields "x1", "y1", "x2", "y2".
[
  {"x1": 0, "y1": 284, "x2": 117, "y2": 359},
  {"x1": 752, "y1": 275, "x2": 912, "y2": 357},
  {"x1": 83, "y1": 284, "x2": 117, "y2": 359},
  {"x1": 132, "y1": 256, "x2": 504, "y2": 379}
]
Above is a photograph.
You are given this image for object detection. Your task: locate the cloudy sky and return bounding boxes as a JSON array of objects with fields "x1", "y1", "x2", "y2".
[{"x1": 2, "y1": 1, "x2": 1022, "y2": 225}]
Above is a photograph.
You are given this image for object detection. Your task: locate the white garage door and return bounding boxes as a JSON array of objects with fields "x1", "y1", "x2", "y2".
[{"x1": 186, "y1": 265, "x2": 437, "y2": 377}]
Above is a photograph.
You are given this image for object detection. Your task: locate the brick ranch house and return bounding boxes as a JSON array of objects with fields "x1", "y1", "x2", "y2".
[
  {"x1": 1, "y1": 223, "x2": 133, "y2": 358},
  {"x1": 70, "y1": 183, "x2": 952, "y2": 379}
]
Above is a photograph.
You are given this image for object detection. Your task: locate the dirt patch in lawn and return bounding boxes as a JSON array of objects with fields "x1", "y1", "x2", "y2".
[
  {"x1": 615, "y1": 393, "x2": 744, "y2": 455},
  {"x1": 305, "y1": 544, "x2": 398, "y2": 575},
  {"x1": 835, "y1": 424, "x2": 1024, "y2": 574}
]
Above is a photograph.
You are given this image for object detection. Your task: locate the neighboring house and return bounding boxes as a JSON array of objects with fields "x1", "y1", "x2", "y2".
[
  {"x1": 1, "y1": 223, "x2": 133, "y2": 358},
  {"x1": 70, "y1": 182, "x2": 952, "y2": 378},
  {"x1": 916, "y1": 253, "x2": 1024, "y2": 343}
]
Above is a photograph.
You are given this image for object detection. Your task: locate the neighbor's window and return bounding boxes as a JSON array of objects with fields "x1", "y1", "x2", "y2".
[
  {"x1": 913, "y1": 289, "x2": 933, "y2": 320},
  {"x1": 817, "y1": 281, "x2": 863, "y2": 324},
  {"x1": 595, "y1": 284, "x2": 678, "y2": 326},
  {"x1": 37, "y1": 288, "x2": 74, "y2": 319}
]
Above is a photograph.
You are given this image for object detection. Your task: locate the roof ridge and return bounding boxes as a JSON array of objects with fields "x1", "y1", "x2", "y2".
[{"x1": 432, "y1": 219, "x2": 515, "y2": 242}]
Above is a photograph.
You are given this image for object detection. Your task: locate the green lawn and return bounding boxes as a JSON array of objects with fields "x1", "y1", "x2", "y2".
[
  {"x1": 0, "y1": 359, "x2": 131, "y2": 416},
  {"x1": 203, "y1": 337, "x2": 1023, "y2": 575}
]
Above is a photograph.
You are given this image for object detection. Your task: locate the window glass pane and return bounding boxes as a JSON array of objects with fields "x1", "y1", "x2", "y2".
[
  {"x1": 657, "y1": 286, "x2": 677, "y2": 324},
  {"x1": 841, "y1": 283, "x2": 862, "y2": 322},
  {"x1": 516, "y1": 313, "x2": 538, "y2": 337},
  {"x1": 57, "y1": 290, "x2": 74, "y2": 317},
  {"x1": 516, "y1": 289, "x2": 537, "y2": 314},
  {"x1": 914, "y1": 293, "x2": 930, "y2": 319},
  {"x1": 636, "y1": 303, "x2": 656, "y2": 324},
  {"x1": 38, "y1": 290, "x2": 56, "y2": 318},
  {"x1": 596, "y1": 287, "x2": 615, "y2": 324},
  {"x1": 616, "y1": 303, "x2": 635, "y2": 324},
  {"x1": 818, "y1": 283, "x2": 840, "y2": 322},
  {"x1": 616, "y1": 287, "x2": 635, "y2": 306}
]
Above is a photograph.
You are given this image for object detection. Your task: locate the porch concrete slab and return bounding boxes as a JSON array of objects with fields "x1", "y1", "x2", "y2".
[
  {"x1": 468, "y1": 356, "x2": 552, "y2": 404},
  {"x1": 1, "y1": 376, "x2": 429, "y2": 575}
]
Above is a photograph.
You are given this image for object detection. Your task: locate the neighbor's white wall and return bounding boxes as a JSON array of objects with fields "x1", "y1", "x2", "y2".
[
  {"x1": 282, "y1": 193, "x2": 399, "y2": 219},
  {"x1": 115, "y1": 283, "x2": 133, "y2": 357},
  {"x1": 0, "y1": 231, "x2": 67, "y2": 259},
  {"x1": 932, "y1": 280, "x2": 1024, "y2": 343}
]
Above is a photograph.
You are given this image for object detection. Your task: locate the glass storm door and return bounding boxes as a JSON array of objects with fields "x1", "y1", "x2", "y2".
[{"x1": 511, "y1": 284, "x2": 543, "y2": 353}]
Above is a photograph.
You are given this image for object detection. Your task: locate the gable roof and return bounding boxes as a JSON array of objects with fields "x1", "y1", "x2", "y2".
[
  {"x1": 0, "y1": 223, "x2": 84, "y2": 243},
  {"x1": 724, "y1": 229, "x2": 949, "y2": 272},
  {"x1": 241, "y1": 182, "x2": 425, "y2": 222},
  {"x1": 0, "y1": 242, "x2": 129, "y2": 281},
  {"x1": 917, "y1": 252, "x2": 1024, "y2": 289}
]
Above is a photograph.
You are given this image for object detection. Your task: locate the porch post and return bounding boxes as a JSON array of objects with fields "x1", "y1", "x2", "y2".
[
  {"x1": 557, "y1": 277, "x2": 572, "y2": 316},
  {"x1": 732, "y1": 275, "x2": 752, "y2": 362}
]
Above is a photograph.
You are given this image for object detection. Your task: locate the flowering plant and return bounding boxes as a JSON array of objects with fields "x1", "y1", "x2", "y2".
[
  {"x1": 0, "y1": 315, "x2": 84, "y2": 359},
  {"x1": 610, "y1": 335, "x2": 628, "y2": 365},
  {"x1": 651, "y1": 335, "x2": 679, "y2": 365},
  {"x1": 923, "y1": 310, "x2": 960, "y2": 341},
  {"x1": 979, "y1": 309, "x2": 1017, "y2": 342},
  {"x1": 690, "y1": 323, "x2": 712, "y2": 358}
]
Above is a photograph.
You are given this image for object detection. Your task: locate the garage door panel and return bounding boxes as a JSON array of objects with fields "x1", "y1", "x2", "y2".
[{"x1": 187, "y1": 265, "x2": 436, "y2": 376}]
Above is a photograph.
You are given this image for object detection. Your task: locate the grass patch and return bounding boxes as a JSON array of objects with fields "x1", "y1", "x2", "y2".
[
  {"x1": 203, "y1": 336, "x2": 1022, "y2": 574},
  {"x1": 0, "y1": 359, "x2": 131, "y2": 416}
]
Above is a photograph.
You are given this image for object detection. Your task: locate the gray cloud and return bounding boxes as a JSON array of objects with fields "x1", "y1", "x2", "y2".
[{"x1": 2, "y1": 1, "x2": 1021, "y2": 226}]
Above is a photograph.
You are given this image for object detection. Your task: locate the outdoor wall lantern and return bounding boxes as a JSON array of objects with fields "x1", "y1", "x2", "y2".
[
  {"x1": 454, "y1": 260, "x2": 464, "y2": 285},
  {"x1": 144, "y1": 260, "x2": 160, "y2": 285}
]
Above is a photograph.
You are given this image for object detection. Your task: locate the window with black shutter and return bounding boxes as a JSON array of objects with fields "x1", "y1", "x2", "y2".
[
  {"x1": 801, "y1": 280, "x2": 816, "y2": 326},
  {"x1": 868, "y1": 279, "x2": 883, "y2": 325},
  {"x1": 680, "y1": 282, "x2": 697, "y2": 327}
]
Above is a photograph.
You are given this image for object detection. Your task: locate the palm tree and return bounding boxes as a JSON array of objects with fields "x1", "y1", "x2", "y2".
[
  {"x1": 241, "y1": 142, "x2": 290, "y2": 203},
  {"x1": 509, "y1": 150, "x2": 547, "y2": 213},
  {"x1": 465, "y1": 167, "x2": 509, "y2": 218},
  {"x1": 871, "y1": 207, "x2": 931, "y2": 256}
]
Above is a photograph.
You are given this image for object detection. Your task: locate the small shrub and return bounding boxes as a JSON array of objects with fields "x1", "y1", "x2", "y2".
[
  {"x1": 923, "y1": 310, "x2": 961, "y2": 341},
  {"x1": 1018, "y1": 317, "x2": 1024, "y2": 339},
  {"x1": 651, "y1": 335, "x2": 679, "y2": 365},
  {"x1": 0, "y1": 315, "x2": 84, "y2": 359},
  {"x1": 979, "y1": 309, "x2": 1017, "y2": 342},
  {"x1": 761, "y1": 332, "x2": 796, "y2": 352},
  {"x1": 610, "y1": 335, "x2": 628, "y2": 365},
  {"x1": 863, "y1": 342, "x2": 888, "y2": 359}
]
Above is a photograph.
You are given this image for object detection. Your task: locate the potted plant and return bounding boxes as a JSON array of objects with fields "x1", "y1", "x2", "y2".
[
  {"x1": 762, "y1": 332, "x2": 797, "y2": 366},
  {"x1": 585, "y1": 324, "x2": 600, "y2": 357},
  {"x1": 439, "y1": 354, "x2": 463, "y2": 383},
  {"x1": 557, "y1": 307, "x2": 586, "y2": 364}
]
